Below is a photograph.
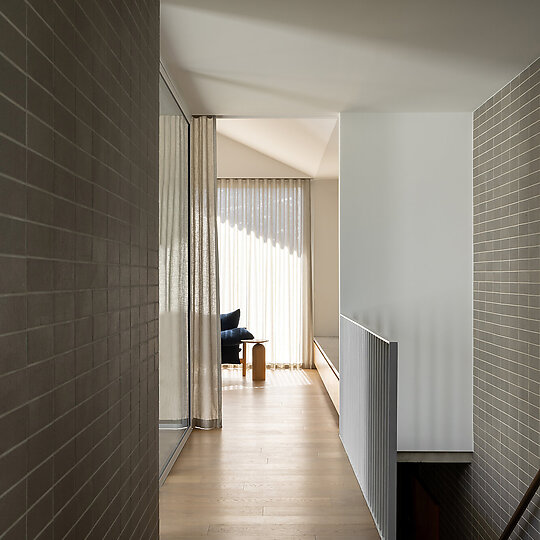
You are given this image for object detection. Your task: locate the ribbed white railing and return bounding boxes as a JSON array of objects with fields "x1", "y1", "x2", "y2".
[{"x1": 339, "y1": 315, "x2": 398, "y2": 540}]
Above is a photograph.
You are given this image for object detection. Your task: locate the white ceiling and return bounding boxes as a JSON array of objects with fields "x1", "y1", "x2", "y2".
[{"x1": 161, "y1": 0, "x2": 540, "y2": 116}]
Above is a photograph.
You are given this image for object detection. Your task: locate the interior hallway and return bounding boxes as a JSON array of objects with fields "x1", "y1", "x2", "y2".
[{"x1": 159, "y1": 368, "x2": 378, "y2": 539}]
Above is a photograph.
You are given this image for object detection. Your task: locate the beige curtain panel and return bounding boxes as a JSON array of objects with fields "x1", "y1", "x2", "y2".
[
  {"x1": 217, "y1": 178, "x2": 313, "y2": 369},
  {"x1": 190, "y1": 116, "x2": 222, "y2": 429}
]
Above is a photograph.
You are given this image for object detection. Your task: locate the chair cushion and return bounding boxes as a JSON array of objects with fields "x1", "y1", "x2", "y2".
[
  {"x1": 220, "y1": 309, "x2": 241, "y2": 331},
  {"x1": 221, "y1": 327, "x2": 254, "y2": 345}
]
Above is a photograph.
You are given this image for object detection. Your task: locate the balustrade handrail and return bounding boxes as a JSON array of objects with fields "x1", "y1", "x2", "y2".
[
  {"x1": 340, "y1": 314, "x2": 391, "y2": 344},
  {"x1": 499, "y1": 468, "x2": 540, "y2": 540}
]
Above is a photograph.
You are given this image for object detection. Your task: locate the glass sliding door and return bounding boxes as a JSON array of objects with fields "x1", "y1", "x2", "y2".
[{"x1": 158, "y1": 75, "x2": 190, "y2": 478}]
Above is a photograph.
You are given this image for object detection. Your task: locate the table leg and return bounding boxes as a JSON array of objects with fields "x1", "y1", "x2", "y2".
[
  {"x1": 252, "y1": 343, "x2": 266, "y2": 381},
  {"x1": 242, "y1": 342, "x2": 247, "y2": 377}
]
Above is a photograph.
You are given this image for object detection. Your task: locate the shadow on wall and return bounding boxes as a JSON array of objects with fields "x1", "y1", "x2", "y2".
[
  {"x1": 161, "y1": 0, "x2": 539, "y2": 70},
  {"x1": 412, "y1": 463, "x2": 500, "y2": 539}
]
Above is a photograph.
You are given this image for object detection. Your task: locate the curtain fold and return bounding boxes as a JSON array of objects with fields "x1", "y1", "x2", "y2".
[
  {"x1": 217, "y1": 178, "x2": 313, "y2": 369},
  {"x1": 191, "y1": 116, "x2": 222, "y2": 428}
]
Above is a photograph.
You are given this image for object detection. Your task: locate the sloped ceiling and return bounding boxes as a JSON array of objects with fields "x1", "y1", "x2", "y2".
[
  {"x1": 217, "y1": 133, "x2": 308, "y2": 178},
  {"x1": 161, "y1": 0, "x2": 540, "y2": 116},
  {"x1": 315, "y1": 123, "x2": 338, "y2": 180},
  {"x1": 217, "y1": 118, "x2": 339, "y2": 179}
]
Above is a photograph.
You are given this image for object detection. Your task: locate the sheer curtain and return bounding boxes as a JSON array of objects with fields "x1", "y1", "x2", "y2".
[
  {"x1": 159, "y1": 115, "x2": 189, "y2": 426},
  {"x1": 190, "y1": 116, "x2": 222, "y2": 428},
  {"x1": 217, "y1": 178, "x2": 313, "y2": 369}
]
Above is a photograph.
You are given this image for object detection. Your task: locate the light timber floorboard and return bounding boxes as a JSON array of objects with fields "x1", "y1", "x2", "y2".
[{"x1": 159, "y1": 368, "x2": 379, "y2": 539}]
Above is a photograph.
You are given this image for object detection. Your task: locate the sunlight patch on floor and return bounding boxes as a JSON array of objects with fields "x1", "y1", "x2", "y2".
[{"x1": 222, "y1": 366, "x2": 312, "y2": 390}]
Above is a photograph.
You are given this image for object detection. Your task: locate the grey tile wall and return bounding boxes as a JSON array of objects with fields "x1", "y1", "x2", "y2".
[
  {"x1": 417, "y1": 59, "x2": 539, "y2": 540},
  {"x1": 0, "y1": 1, "x2": 160, "y2": 538}
]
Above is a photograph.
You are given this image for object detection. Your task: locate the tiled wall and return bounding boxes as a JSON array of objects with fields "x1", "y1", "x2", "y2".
[
  {"x1": 0, "y1": 1, "x2": 160, "y2": 538},
  {"x1": 417, "y1": 59, "x2": 539, "y2": 539}
]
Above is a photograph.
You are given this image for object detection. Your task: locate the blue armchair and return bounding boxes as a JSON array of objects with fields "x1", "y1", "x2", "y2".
[{"x1": 220, "y1": 309, "x2": 253, "y2": 364}]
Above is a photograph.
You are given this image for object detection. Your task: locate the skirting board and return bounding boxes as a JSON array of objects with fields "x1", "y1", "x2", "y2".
[
  {"x1": 397, "y1": 452, "x2": 473, "y2": 463},
  {"x1": 159, "y1": 426, "x2": 193, "y2": 486},
  {"x1": 313, "y1": 339, "x2": 339, "y2": 412}
]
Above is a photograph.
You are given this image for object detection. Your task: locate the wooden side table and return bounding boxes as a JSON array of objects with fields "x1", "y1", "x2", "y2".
[{"x1": 241, "y1": 339, "x2": 268, "y2": 381}]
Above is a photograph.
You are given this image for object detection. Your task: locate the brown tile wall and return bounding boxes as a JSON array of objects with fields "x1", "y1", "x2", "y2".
[
  {"x1": 417, "y1": 59, "x2": 539, "y2": 540},
  {"x1": 0, "y1": 1, "x2": 160, "y2": 538}
]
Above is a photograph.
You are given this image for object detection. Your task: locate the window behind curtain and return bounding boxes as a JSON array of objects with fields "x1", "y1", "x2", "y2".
[{"x1": 217, "y1": 178, "x2": 312, "y2": 368}]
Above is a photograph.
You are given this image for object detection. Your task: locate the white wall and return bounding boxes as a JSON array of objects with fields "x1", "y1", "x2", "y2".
[
  {"x1": 311, "y1": 179, "x2": 339, "y2": 336},
  {"x1": 340, "y1": 113, "x2": 473, "y2": 452}
]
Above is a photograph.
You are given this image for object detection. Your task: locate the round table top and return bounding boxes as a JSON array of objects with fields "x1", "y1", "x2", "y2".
[{"x1": 241, "y1": 339, "x2": 268, "y2": 344}]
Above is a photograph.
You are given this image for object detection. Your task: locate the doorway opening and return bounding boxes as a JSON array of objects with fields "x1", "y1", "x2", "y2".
[{"x1": 216, "y1": 118, "x2": 340, "y2": 402}]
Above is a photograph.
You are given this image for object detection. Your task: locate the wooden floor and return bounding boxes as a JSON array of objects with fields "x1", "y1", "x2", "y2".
[{"x1": 159, "y1": 368, "x2": 379, "y2": 539}]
